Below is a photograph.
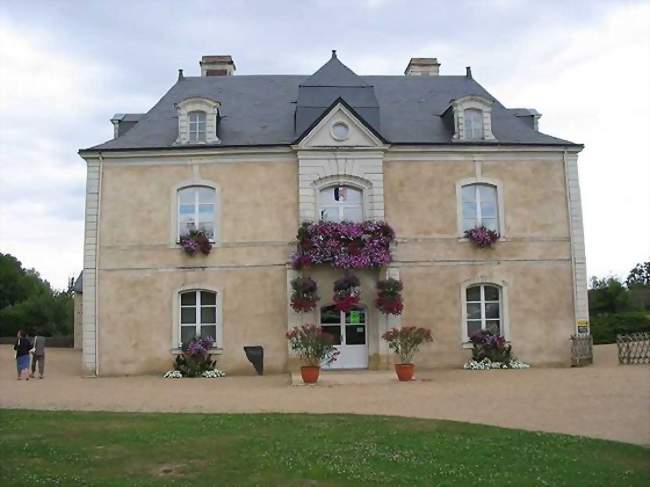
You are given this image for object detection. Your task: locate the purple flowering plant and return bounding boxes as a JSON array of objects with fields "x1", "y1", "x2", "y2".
[
  {"x1": 180, "y1": 230, "x2": 212, "y2": 256},
  {"x1": 291, "y1": 220, "x2": 395, "y2": 270},
  {"x1": 469, "y1": 329, "x2": 512, "y2": 363},
  {"x1": 174, "y1": 336, "x2": 217, "y2": 377},
  {"x1": 464, "y1": 226, "x2": 500, "y2": 248}
]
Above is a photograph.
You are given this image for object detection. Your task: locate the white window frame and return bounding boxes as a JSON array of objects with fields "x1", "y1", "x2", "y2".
[
  {"x1": 173, "y1": 286, "x2": 224, "y2": 351},
  {"x1": 174, "y1": 97, "x2": 220, "y2": 145},
  {"x1": 459, "y1": 279, "x2": 510, "y2": 345},
  {"x1": 188, "y1": 111, "x2": 207, "y2": 143},
  {"x1": 450, "y1": 95, "x2": 496, "y2": 141},
  {"x1": 461, "y1": 183, "x2": 499, "y2": 233},
  {"x1": 171, "y1": 180, "x2": 221, "y2": 245},
  {"x1": 317, "y1": 185, "x2": 364, "y2": 222},
  {"x1": 314, "y1": 177, "x2": 370, "y2": 223},
  {"x1": 456, "y1": 177, "x2": 505, "y2": 238},
  {"x1": 463, "y1": 109, "x2": 484, "y2": 140}
]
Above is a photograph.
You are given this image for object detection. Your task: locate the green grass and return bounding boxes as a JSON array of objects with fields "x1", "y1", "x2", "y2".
[{"x1": 0, "y1": 410, "x2": 647, "y2": 486}]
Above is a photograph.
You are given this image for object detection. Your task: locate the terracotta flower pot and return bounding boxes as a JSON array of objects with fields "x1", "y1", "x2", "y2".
[
  {"x1": 394, "y1": 363, "x2": 415, "y2": 381},
  {"x1": 301, "y1": 365, "x2": 321, "y2": 384}
]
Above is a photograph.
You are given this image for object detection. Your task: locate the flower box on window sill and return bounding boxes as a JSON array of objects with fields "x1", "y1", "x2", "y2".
[{"x1": 171, "y1": 347, "x2": 223, "y2": 355}]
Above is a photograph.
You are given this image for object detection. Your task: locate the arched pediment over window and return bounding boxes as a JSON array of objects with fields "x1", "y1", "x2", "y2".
[{"x1": 175, "y1": 97, "x2": 221, "y2": 145}]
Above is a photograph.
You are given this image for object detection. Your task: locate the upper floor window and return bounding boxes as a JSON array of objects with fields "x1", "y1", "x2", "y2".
[
  {"x1": 178, "y1": 186, "x2": 216, "y2": 240},
  {"x1": 465, "y1": 284, "x2": 501, "y2": 339},
  {"x1": 464, "y1": 109, "x2": 484, "y2": 140},
  {"x1": 462, "y1": 184, "x2": 498, "y2": 232},
  {"x1": 179, "y1": 290, "x2": 219, "y2": 347},
  {"x1": 189, "y1": 111, "x2": 207, "y2": 143},
  {"x1": 319, "y1": 185, "x2": 363, "y2": 222}
]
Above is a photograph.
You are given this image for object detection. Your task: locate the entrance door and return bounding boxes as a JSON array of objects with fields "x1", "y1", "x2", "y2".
[{"x1": 320, "y1": 305, "x2": 368, "y2": 369}]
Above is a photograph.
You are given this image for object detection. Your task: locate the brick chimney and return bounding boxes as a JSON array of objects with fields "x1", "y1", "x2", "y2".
[
  {"x1": 404, "y1": 57, "x2": 440, "y2": 76},
  {"x1": 200, "y1": 55, "x2": 236, "y2": 76}
]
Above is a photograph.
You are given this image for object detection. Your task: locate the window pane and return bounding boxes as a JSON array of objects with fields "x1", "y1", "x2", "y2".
[
  {"x1": 479, "y1": 184, "x2": 496, "y2": 202},
  {"x1": 466, "y1": 303, "x2": 482, "y2": 320},
  {"x1": 179, "y1": 189, "x2": 195, "y2": 204},
  {"x1": 198, "y1": 188, "x2": 215, "y2": 203},
  {"x1": 482, "y1": 218, "x2": 498, "y2": 232},
  {"x1": 320, "y1": 187, "x2": 337, "y2": 204},
  {"x1": 466, "y1": 286, "x2": 481, "y2": 302},
  {"x1": 197, "y1": 222, "x2": 214, "y2": 238},
  {"x1": 486, "y1": 320, "x2": 500, "y2": 335},
  {"x1": 484, "y1": 286, "x2": 500, "y2": 301},
  {"x1": 485, "y1": 302, "x2": 500, "y2": 319},
  {"x1": 345, "y1": 307, "x2": 366, "y2": 324},
  {"x1": 198, "y1": 203, "x2": 214, "y2": 217},
  {"x1": 200, "y1": 325, "x2": 217, "y2": 341},
  {"x1": 181, "y1": 292, "x2": 196, "y2": 306},
  {"x1": 462, "y1": 201, "x2": 477, "y2": 218},
  {"x1": 201, "y1": 307, "x2": 217, "y2": 324},
  {"x1": 467, "y1": 320, "x2": 482, "y2": 338},
  {"x1": 345, "y1": 325, "x2": 366, "y2": 345},
  {"x1": 201, "y1": 291, "x2": 216, "y2": 305},
  {"x1": 320, "y1": 207, "x2": 338, "y2": 221},
  {"x1": 342, "y1": 187, "x2": 362, "y2": 203},
  {"x1": 343, "y1": 207, "x2": 363, "y2": 222},
  {"x1": 181, "y1": 307, "x2": 196, "y2": 324},
  {"x1": 321, "y1": 306, "x2": 341, "y2": 324},
  {"x1": 179, "y1": 204, "x2": 195, "y2": 216},
  {"x1": 181, "y1": 326, "x2": 196, "y2": 345},
  {"x1": 461, "y1": 185, "x2": 476, "y2": 203},
  {"x1": 463, "y1": 219, "x2": 476, "y2": 232},
  {"x1": 321, "y1": 325, "x2": 341, "y2": 345}
]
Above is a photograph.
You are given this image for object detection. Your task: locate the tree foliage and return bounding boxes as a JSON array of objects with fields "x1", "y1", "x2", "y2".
[
  {"x1": 0, "y1": 253, "x2": 73, "y2": 337},
  {"x1": 626, "y1": 261, "x2": 650, "y2": 288}
]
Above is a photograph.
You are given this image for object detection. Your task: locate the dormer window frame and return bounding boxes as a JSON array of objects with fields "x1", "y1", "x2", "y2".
[
  {"x1": 175, "y1": 97, "x2": 221, "y2": 145},
  {"x1": 450, "y1": 95, "x2": 496, "y2": 142}
]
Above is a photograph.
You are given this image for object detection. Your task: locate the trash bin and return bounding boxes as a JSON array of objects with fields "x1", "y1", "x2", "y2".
[{"x1": 243, "y1": 346, "x2": 264, "y2": 375}]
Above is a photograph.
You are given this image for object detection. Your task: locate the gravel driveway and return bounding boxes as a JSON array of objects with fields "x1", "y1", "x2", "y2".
[{"x1": 1, "y1": 344, "x2": 648, "y2": 446}]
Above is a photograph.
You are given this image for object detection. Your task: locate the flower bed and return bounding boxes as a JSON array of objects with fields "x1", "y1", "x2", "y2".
[
  {"x1": 291, "y1": 220, "x2": 394, "y2": 270},
  {"x1": 464, "y1": 226, "x2": 499, "y2": 248},
  {"x1": 464, "y1": 358, "x2": 530, "y2": 370},
  {"x1": 163, "y1": 368, "x2": 226, "y2": 378},
  {"x1": 171, "y1": 336, "x2": 222, "y2": 378}
]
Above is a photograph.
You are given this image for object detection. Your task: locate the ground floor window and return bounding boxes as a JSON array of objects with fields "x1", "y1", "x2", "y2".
[
  {"x1": 320, "y1": 304, "x2": 367, "y2": 345},
  {"x1": 179, "y1": 290, "x2": 218, "y2": 347},
  {"x1": 465, "y1": 284, "x2": 501, "y2": 339}
]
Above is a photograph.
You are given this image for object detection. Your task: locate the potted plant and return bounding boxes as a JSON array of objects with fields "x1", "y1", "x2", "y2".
[
  {"x1": 375, "y1": 278, "x2": 404, "y2": 315},
  {"x1": 333, "y1": 273, "x2": 361, "y2": 312},
  {"x1": 290, "y1": 276, "x2": 319, "y2": 313},
  {"x1": 464, "y1": 226, "x2": 499, "y2": 248},
  {"x1": 382, "y1": 326, "x2": 433, "y2": 381},
  {"x1": 180, "y1": 230, "x2": 213, "y2": 256},
  {"x1": 286, "y1": 324, "x2": 339, "y2": 384}
]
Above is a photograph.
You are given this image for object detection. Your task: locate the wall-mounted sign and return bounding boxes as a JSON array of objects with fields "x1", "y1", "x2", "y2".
[
  {"x1": 349, "y1": 311, "x2": 361, "y2": 324},
  {"x1": 576, "y1": 319, "x2": 590, "y2": 334}
]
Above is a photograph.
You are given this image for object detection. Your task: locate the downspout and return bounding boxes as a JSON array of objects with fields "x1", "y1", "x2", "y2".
[{"x1": 95, "y1": 151, "x2": 104, "y2": 376}]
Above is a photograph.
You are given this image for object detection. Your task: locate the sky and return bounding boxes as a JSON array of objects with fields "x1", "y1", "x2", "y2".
[{"x1": 0, "y1": 0, "x2": 648, "y2": 290}]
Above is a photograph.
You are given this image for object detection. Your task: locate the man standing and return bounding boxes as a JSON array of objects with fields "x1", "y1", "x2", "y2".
[{"x1": 30, "y1": 330, "x2": 46, "y2": 379}]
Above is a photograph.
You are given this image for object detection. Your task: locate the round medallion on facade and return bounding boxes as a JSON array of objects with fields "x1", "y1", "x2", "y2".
[{"x1": 331, "y1": 121, "x2": 350, "y2": 141}]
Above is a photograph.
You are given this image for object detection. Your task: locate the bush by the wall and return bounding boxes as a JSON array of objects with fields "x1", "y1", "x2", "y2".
[{"x1": 590, "y1": 312, "x2": 650, "y2": 344}]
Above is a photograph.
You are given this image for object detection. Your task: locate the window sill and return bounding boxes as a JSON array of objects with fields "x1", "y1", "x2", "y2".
[
  {"x1": 457, "y1": 236, "x2": 507, "y2": 242},
  {"x1": 171, "y1": 347, "x2": 223, "y2": 355}
]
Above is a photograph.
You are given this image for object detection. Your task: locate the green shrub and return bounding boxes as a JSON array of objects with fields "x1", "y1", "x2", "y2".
[{"x1": 590, "y1": 312, "x2": 650, "y2": 344}]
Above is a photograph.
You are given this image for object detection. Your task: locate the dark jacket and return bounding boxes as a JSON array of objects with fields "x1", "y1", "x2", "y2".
[{"x1": 13, "y1": 338, "x2": 32, "y2": 357}]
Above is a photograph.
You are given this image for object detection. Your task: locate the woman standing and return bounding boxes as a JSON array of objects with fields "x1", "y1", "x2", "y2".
[{"x1": 14, "y1": 330, "x2": 32, "y2": 380}]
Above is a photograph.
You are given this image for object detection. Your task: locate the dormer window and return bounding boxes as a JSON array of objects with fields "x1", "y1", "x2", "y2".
[
  {"x1": 448, "y1": 95, "x2": 496, "y2": 142},
  {"x1": 463, "y1": 109, "x2": 484, "y2": 140},
  {"x1": 175, "y1": 97, "x2": 221, "y2": 145},
  {"x1": 189, "y1": 111, "x2": 207, "y2": 142}
]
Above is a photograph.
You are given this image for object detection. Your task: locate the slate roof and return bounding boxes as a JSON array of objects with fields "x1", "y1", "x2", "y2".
[{"x1": 84, "y1": 54, "x2": 578, "y2": 151}]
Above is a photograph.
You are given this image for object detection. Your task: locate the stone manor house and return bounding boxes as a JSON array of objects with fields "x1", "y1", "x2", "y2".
[{"x1": 76, "y1": 52, "x2": 587, "y2": 376}]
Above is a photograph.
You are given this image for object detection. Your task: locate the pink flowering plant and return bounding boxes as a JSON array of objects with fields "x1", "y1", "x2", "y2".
[
  {"x1": 174, "y1": 336, "x2": 217, "y2": 377},
  {"x1": 180, "y1": 230, "x2": 212, "y2": 256},
  {"x1": 375, "y1": 278, "x2": 404, "y2": 316},
  {"x1": 290, "y1": 276, "x2": 319, "y2": 313},
  {"x1": 333, "y1": 273, "x2": 361, "y2": 312},
  {"x1": 286, "y1": 324, "x2": 340, "y2": 366},
  {"x1": 469, "y1": 329, "x2": 512, "y2": 363},
  {"x1": 464, "y1": 226, "x2": 500, "y2": 248},
  {"x1": 382, "y1": 326, "x2": 433, "y2": 364},
  {"x1": 291, "y1": 220, "x2": 395, "y2": 270}
]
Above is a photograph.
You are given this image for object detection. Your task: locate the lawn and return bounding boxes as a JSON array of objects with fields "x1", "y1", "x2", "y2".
[{"x1": 0, "y1": 410, "x2": 647, "y2": 486}]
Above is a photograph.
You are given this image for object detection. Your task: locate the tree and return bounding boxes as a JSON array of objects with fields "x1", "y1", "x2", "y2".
[
  {"x1": 626, "y1": 262, "x2": 650, "y2": 288},
  {"x1": 588, "y1": 276, "x2": 635, "y2": 315}
]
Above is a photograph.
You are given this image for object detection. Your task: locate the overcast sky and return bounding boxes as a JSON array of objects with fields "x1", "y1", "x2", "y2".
[{"x1": 0, "y1": 0, "x2": 648, "y2": 290}]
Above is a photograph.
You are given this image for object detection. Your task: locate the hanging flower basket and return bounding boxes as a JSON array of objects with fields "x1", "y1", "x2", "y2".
[
  {"x1": 464, "y1": 226, "x2": 500, "y2": 248},
  {"x1": 291, "y1": 220, "x2": 395, "y2": 270},
  {"x1": 375, "y1": 278, "x2": 404, "y2": 315},
  {"x1": 290, "y1": 276, "x2": 319, "y2": 313},
  {"x1": 333, "y1": 273, "x2": 361, "y2": 312},
  {"x1": 180, "y1": 230, "x2": 212, "y2": 256}
]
